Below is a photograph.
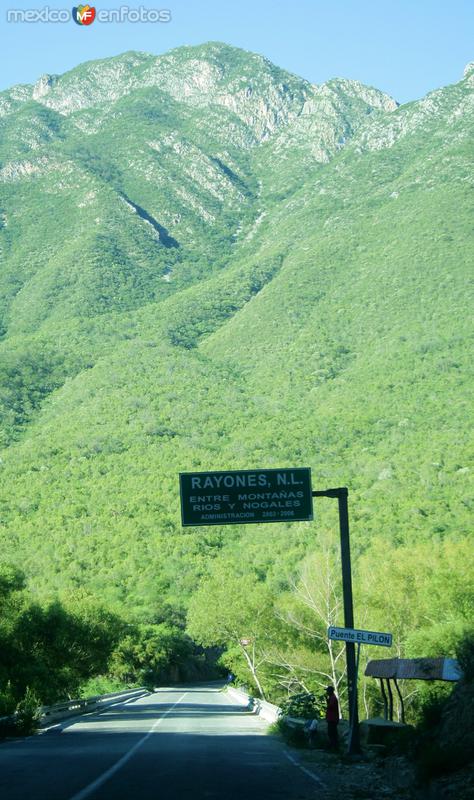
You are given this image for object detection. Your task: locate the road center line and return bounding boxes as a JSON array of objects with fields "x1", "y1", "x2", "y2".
[
  {"x1": 283, "y1": 750, "x2": 327, "y2": 789},
  {"x1": 68, "y1": 692, "x2": 188, "y2": 800}
]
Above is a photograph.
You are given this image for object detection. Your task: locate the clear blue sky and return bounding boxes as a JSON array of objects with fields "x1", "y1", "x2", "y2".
[{"x1": 1, "y1": 0, "x2": 473, "y2": 103}]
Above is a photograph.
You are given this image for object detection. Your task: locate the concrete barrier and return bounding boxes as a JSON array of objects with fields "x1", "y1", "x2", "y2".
[
  {"x1": 256, "y1": 698, "x2": 282, "y2": 723},
  {"x1": 226, "y1": 686, "x2": 281, "y2": 723},
  {"x1": 284, "y1": 715, "x2": 307, "y2": 728}
]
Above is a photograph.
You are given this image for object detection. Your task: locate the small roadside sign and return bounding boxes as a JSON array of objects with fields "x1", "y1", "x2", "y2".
[
  {"x1": 179, "y1": 467, "x2": 313, "y2": 527},
  {"x1": 328, "y1": 626, "x2": 393, "y2": 648}
]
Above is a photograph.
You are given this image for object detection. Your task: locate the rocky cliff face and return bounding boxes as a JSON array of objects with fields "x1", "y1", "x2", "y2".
[
  {"x1": 0, "y1": 42, "x2": 396, "y2": 145},
  {"x1": 0, "y1": 42, "x2": 472, "y2": 335},
  {"x1": 0, "y1": 41, "x2": 405, "y2": 333}
]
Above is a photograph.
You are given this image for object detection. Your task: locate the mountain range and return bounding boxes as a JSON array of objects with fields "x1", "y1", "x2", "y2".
[{"x1": 0, "y1": 43, "x2": 472, "y2": 644}]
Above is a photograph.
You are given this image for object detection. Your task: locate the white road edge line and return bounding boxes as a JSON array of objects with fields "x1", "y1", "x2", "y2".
[
  {"x1": 68, "y1": 691, "x2": 188, "y2": 800},
  {"x1": 283, "y1": 750, "x2": 327, "y2": 789}
]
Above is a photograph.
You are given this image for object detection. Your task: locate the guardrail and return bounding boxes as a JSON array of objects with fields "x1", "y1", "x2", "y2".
[
  {"x1": 0, "y1": 687, "x2": 150, "y2": 735},
  {"x1": 40, "y1": 687, "x2": 150, "y2": 725}
]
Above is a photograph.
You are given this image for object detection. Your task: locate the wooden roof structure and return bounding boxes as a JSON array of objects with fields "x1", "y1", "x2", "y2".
[
  {"x1": 364, "y1": 657, "x2": 462, "y2": 724},
  {"x1": 365, "y1": 657, "x2": 462, "y2": 682}
]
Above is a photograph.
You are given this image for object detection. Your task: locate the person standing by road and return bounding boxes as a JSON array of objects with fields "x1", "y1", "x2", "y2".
[{"x1": 325, "y1": 686, "x2": 339, "y2": 750}]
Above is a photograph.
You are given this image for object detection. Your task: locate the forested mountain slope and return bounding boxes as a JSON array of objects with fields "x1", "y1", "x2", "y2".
[{"x1": 0, "y1": 45, "x2": 472, "y2": 705}]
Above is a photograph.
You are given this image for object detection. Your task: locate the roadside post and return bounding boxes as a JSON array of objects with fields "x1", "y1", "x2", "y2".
[
  {"x1": 179, "y1": 470, "x2": 365, "y2": 755},
  {"x1": 312, "y1": 488, "x2": 361, "y2": 754}
]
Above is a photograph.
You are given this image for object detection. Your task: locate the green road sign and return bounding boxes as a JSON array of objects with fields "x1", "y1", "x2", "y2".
[{"x1": 179, "y1": 468, "x2": 313, "y2": 527}]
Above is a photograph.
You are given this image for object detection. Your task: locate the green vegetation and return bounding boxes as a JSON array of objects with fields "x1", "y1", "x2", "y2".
[
  {"x1": 415, "y1": 630, "x2": 474, "y2": 780},
  {"x1": 279, "y1": 693, "x2": 321, "y2": 719},
  {"x1": 456, "y1": 629, "x2": 474, "y2": 682},
  {"x1": 0, "y1": 44, "x2": 472, "y2": 716},
  {"x1": 0, "y1": 562, "x2": 208, "y2": 717}
]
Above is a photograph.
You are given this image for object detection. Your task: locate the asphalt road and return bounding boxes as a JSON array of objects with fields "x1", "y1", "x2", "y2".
[{"x1": 0, "y1": 684, "x2": 330, "y2": 800}]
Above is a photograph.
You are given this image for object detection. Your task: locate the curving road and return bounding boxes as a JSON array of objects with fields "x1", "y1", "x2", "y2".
[{"x1": 0, "y1": 684, "x2": 329, "y2": 799}]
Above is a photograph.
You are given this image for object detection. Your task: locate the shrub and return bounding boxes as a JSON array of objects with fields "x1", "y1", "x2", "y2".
[
  {"x1": 78, "y1": 675, "x2": 132, "y2": 698},
  {"x1": 280, "y1": 692, "x2": 321, "y2": 719},
  {"x1": 15, "y1": 687, "x2": 41, "y2": 735},
  {"x1": 417, "y1": 742, "x2": 468, "y2": 780},
  {"x1": 456, "y1": 630, "x2": 474, "y2": 682},
  {"x1": 0, "y1": 682, "x2": 16, "y2": 716},
  {"x1": 417, "y1": 689, "x2": 449, "y2": 733}
]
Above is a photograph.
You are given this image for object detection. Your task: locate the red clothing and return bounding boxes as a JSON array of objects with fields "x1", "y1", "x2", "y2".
[{"x1": 325, "y1": 693, "x2": 339, "y2": 722}]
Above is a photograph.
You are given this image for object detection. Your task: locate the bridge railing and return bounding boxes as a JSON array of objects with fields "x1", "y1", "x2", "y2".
[
  {"x1": 0, "y1": 687, "x2": 149, "y2": 733},
  {"x1": 40, "y1": 687, "x2": 150, "y2": 725}
]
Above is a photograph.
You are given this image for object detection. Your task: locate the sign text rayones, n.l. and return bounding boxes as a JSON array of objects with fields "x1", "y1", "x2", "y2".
[{"x1": 179, "y1": 468, "x2": 313, "y2": 526}]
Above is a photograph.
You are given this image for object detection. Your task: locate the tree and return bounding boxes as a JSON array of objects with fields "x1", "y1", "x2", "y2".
[
  {"x1": 187, "y1": 564, "x2": 277, "y2": 698},
  {"x1": 271, "y1": 538, "x2": 347, "y2": 705},
  {"x1": 110, "y1": 623, "x2": 194, "y2": 685}
]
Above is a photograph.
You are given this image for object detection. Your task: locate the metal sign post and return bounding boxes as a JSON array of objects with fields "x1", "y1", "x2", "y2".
[
  {"x1": 312, "y1": 487, "x2": 360, "y2": 755},
  {"x1": 352, "y1": 642, "x2": 362, "y2": 738}
]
